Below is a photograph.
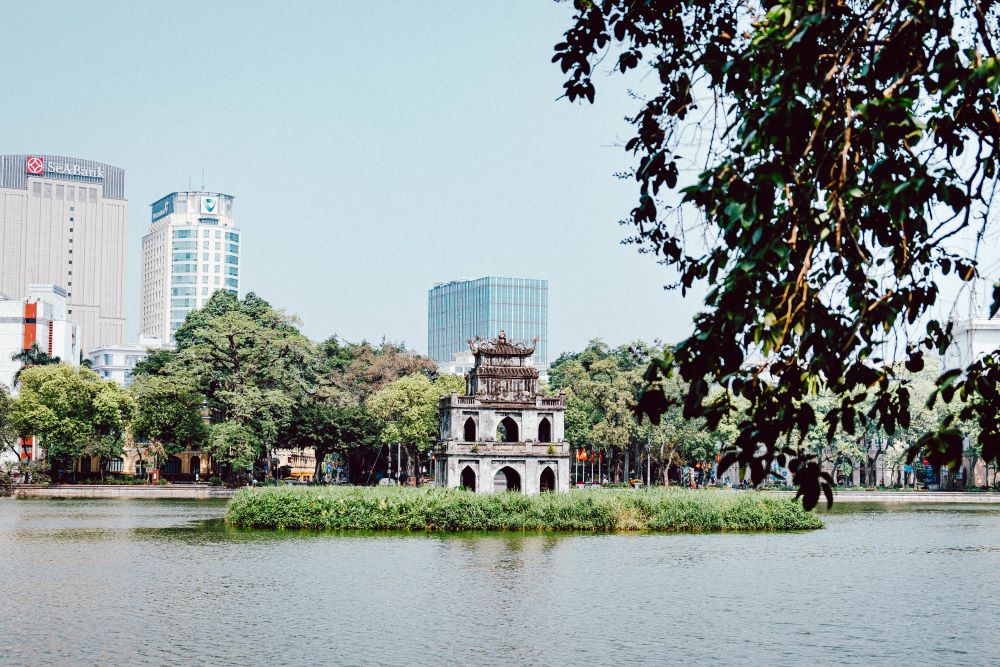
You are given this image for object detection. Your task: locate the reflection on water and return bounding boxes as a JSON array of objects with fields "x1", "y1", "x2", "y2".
[{"x1": 1, "y1": 499, "x2": 999, "y2": 666}]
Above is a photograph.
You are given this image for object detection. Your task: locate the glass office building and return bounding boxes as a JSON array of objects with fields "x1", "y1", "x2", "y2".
[{"x1": 428, "y1": 277, "x2": 548, "y2": 367}]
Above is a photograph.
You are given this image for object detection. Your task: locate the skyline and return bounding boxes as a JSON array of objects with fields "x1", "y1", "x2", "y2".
[{"x1": 1, "y1": 1, "x2": 702, "y2": 358}]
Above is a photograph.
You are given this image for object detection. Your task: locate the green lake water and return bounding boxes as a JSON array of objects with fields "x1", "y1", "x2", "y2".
[{"x1": 0, "y1": 498, "x2": 997, "y2": 666}]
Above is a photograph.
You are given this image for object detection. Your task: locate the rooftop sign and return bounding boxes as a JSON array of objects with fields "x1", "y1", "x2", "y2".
[{"x1": 25, "y1": 155, "x2": 104, "y2": 179}]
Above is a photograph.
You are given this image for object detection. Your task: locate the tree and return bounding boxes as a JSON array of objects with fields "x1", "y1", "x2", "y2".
[
  {"x1": 287, "y1": 336, "x2": 438, "y2": 484},
  {"x1": 12, "y1": 364, "x2": 133, "y2": 480},
  {"x1": 554, "y1": 1, "x2": 1000, "y2": 508},
  {"x1": 157, "y1": 292, "x2": 314, "y2": 481},
  {"x1": 368, "y1": 374, "x2": 464, "y2": 484},
  {"x1": 131, "y1": 375, "x2": 209, "y2": 474},
  {"x1": 0, "y1": 385, "x2": 19, "y2": 464},
  {"x1": 11, "y1": 342, "x2": 60, "y2": 385}
]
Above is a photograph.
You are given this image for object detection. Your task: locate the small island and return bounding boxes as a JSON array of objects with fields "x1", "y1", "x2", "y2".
[{"x1": 224, "y1": 486, "x2": 822, "y2": 532}]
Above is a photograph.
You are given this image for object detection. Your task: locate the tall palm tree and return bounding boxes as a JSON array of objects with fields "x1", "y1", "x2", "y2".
[{"x1": 11, "y1": 343, "x2": 60, "y2": 384}]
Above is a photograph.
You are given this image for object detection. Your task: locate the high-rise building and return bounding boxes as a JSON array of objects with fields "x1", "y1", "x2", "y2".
[
  {"x1": 0, "y1": 154, "x2": 127, "y2": 353},
  {"x1": 428, "y1": 276, "x2": 548, "y2": 368},
  {"x1": 140, "y1": 192, "x2": 241, "y2": 342}
]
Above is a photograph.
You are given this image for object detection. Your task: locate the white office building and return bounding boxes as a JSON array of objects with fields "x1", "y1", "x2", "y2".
[
  {"x1": 88, "y1": 334, "x2": 170, "y2": 387},
  {"x1": 140, "y1": 192, "x2": 240, "y2": 342},
  {"x1": 0, "y1": 284, "x2": 81, "y2": 392},
  {"x1": 0, "y1": 154, "x2": 127, "y2": 354}
]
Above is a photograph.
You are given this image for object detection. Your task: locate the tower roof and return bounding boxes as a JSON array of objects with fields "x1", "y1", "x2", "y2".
[{"x1": 468, "y1": 329, "x2": 536, "y2": 357}]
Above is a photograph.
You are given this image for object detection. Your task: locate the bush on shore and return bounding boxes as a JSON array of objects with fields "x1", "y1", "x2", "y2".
[{"x1": 224, "y1": 486, "x2": 822, "y2": 532}]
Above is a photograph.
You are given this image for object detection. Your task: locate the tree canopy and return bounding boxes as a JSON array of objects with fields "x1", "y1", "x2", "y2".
[
  {"x1": 12, "y1": 365, "x2": 133, "y2": 476},
  {"x1": 555, "y1": 0, "x2": 1000, "y2": 507}
]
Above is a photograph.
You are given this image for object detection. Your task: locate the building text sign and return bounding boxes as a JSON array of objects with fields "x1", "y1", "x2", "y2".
[{"x1": 24, "y1": 156, "x2": 105, "y2": 179}]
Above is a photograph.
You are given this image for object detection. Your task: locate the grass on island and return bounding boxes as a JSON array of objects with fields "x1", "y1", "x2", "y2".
[{"x1": 224, "y1": 486, "x2": 822, "y2": 533}]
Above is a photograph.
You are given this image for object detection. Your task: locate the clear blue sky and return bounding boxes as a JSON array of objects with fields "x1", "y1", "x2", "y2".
[{"x1": 3, "y1": 1, "x2": 703, "y2": 357}]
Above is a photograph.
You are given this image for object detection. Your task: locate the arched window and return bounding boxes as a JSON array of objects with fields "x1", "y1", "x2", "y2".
[
  {"x1": 493, "y1": 466, "x2": 522, "y2": 492},
  {"x1": 464, "y1": 417, "x2": 476, "y2": 442},
  {"x1": 540, "y1": 466, "x2": 556, "y2": 492},
  {"x1": 538, "y1": 417, "x2": 552, "y2": 443},
  {"x1": 79, "y1": 456, "x2": 91, "y2": 474},
  {"x1": 497, "y1": 416, "x2": 519, "y2": 443},
  {"x1": 190, "y1": 456, "x2": 201, "y2": 476},
  {"x1": 461, "y1": 466, "x2": 476, "y2": 491}
]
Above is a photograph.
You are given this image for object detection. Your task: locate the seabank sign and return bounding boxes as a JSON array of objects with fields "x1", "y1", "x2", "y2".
[{"x1": 25, "y1": 156, "x2": 105, "y2": 179}]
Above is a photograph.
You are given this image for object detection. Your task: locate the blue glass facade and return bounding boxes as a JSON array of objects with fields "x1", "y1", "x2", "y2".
[{"x1": 428, "y1": 277, "x2": 548, "y2": 366}]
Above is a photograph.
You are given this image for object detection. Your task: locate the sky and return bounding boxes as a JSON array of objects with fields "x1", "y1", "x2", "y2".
[{"x1": 2, "y1": 1, "x2": 705, "y2": 358}]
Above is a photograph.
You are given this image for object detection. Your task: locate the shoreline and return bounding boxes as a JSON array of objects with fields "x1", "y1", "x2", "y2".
[
  {"x1": 773, "y1": 490, "x2": 1000, "y2": 504},
  {"x1": 13, "y1": 484, "x2": 236, "y2": 500}
]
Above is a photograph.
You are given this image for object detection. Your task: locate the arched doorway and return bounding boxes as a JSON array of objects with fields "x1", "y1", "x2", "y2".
[
  {"x1": 539, "y1": 466, "x2": 555, "y2": 492},
  {"x1": 497, "y1": 417, "x2": 519, "y2": 443},
  {"x1": 493, "y1": 466, "x2": 521, "y2": 492},
  {"x1": 464, "y1": 417, "x2": 476, "y2": 442},
  {"x1": 461, "y1": 466, "x2": 476, "y2": 491},
  {"x1": 164, "y1": 456, "x2": 181, "y2": 475},
  {"x1": 190, "y1": 456, "x2": 201, "y2": 477},
  {"x1": 538, "y1": 417, "x2": 552, "y2": 443}
]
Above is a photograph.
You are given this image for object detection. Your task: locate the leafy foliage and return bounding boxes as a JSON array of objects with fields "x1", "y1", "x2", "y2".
[
  {"x1": 130, "y1": 374, "x2": 209, "y2": 464},
  {"x1": 12, "y1": 365, "x2": 133, "y2": 476},
  {"x1": 554, "y1": 0, "x2": 1000, "y2": 507},
  {"x1": 225, "y1": 485, "x2": 822, "y2": 532}
]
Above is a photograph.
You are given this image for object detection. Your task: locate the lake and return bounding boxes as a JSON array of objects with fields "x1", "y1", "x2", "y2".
[{"x1": 0, "y1": 498, "x2": 997, "y2": 666}]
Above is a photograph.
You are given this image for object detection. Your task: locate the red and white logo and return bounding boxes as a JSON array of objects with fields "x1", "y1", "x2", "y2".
[{"x1": 25, "y1": 156, "x2": 44, "y2": 175}]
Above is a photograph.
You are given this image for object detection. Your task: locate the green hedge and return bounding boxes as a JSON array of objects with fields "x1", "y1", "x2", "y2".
[{"x1": 224, "y1": 486, "x2": 822, "y2": 532}]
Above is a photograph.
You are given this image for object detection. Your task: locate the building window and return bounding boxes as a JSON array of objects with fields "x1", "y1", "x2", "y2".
[
  {"x1": 225, "y1": 255, "x2": 239, "y2": 266},
  {"x1": 103, "y1": 354, "x2": 112, "y2": 365},
  {"x1": 44, "y1": 183, "x2": 52, "y2": 198},
  {"x1": 173, "y1": 230, "x2": 195, "y2": 239},
  {"x1": 32, "y1": 183, "x2": 40, "y2": 195},
  {"x1": 225, "y1": 278, "x2": 239, "y2": 288}
]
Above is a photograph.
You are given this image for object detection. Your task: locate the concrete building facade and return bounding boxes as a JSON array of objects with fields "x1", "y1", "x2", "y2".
[
  {"x1": 436, "y1": 331, "x2": 570, "y2": 495},
  {"x1": 88, "y1": 334, "x2": 169, "y2": 387},
  {"x1": 0, "y1": 284, "x2": 81, "y2": 393},
  {"x1": 0, "y1": 154, "x2": 127, "y2": 353},
  {"x1": 141, "y1": 191, "x2": 240, "y2": 342}
]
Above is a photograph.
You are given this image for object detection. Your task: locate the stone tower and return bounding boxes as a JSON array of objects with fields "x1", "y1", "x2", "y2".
[{"x1": 436, "y1": 330, "x2": 570, "y2": 494}]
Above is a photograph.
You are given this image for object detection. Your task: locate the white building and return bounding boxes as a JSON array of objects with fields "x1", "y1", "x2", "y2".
[
  {"x1": 0, "y1": 154, "x2": 127, "y2": 353},
  {"x1": 942, "y1": 318, "x2": 1000, "y2": 371},
  {"x1": 0, "y1": 284, "x2": 81, "y2": 393},
  {"x1": 141, "y1": 192, "x2": 240, "y2": 342},
  {"x1": 88, "y1": 335, "x2": 170, "y2": 387},
  {"x1": 436, "y1": 332, "x2": 570, "y2": 495}
]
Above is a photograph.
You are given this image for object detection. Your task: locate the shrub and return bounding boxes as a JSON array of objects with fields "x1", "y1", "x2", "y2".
[
  {"x1": 0, "y1": 470, "x2": 13, "y2": 497},
  {"x1": 208, "y1": 476, "x2": 223, "y2": 487},
  {"x1": 225, "y1": 486, "x2": 823, "y2": 533}
]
